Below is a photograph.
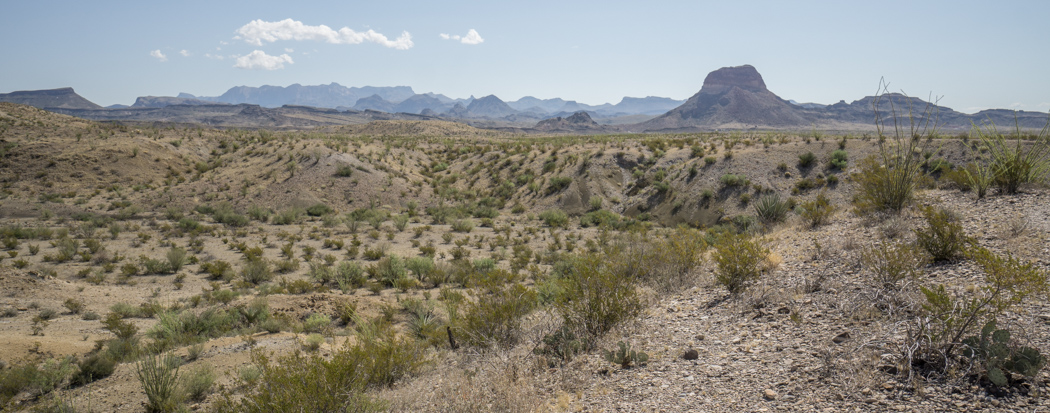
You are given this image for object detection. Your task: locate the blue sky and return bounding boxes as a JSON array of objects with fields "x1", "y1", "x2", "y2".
[{"x1": 2, "y1": 0, "x2": 1048, "y2": 113}]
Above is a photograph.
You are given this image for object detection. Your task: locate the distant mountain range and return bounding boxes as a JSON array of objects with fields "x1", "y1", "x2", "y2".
[
  {"x1": 4, "y1": 66, "x2": 1048, "y2": 132},
  {"x1": 634, "y1": 65, "x2": 1050, "y2": 132}
]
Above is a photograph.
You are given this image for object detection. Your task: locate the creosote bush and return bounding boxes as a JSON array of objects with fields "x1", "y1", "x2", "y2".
[
  {"x1": 914, "y1": 206, "x2": 973, "y2": 262},
  {"x1": 861, "y1": 241, "x2": 926, "y2": 289},
  {"x1": 712, "y1": 233, "x2": 770, "y2": 295}
]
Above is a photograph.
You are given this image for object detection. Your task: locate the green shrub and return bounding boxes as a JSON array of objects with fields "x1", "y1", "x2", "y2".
[
  {"x1": 828, "y1": 150, "x2": 848, "y2": 170},
  {"x1": 914, "y1": 206, "x2": 973, "y2": 262},
  {"x1": 719, "y1": 173, "x2": 748, "y2": 188},
  {"x1": 200, "y1": 260, "x2": 233, "y2": 281},
  {"x1": 406, "y1": 257, "x2": 435, "y2": 282},
  {"x1": 450, "y1": 219, "x2": 475, "y2": 233},
  {"x1": 861, "y1": 241, "x2": 927, "y2": 289},
  {"x1": 272, "y1": 208, "x2": 304, "y2": 225},
  {"x1": 62, "y1": 298, "x2": 85, "y2": 315},
  {"x1": 218, "y1": 321, "x2": 424, "y2": 412},
  {"x1": 461, "y1": 281, "x2": 537, "y2": 348},
  {"x1": 303, "y1": 313, "x2": 330, "y2": 334},
  {"x1": 166, "y1": 247, "x2": 187, "y2": 272},
  {"x1": 796, "y1": 190, "x2": 836, "y2": 228},
  {"x1": 539, "y1": 209, "x2": 569, "y2": 228},
  {"x1": 306, "y1": 203, "x2": 333, "y2": 217},
  {"x1": 335, "y1": 165, "x2": 355, "y2": 177},
  {"x1": 241, "y1": 259, "x2": 273, "y2": 285},
  {"x1": 335, "y1": 261, "x2": 367, "y2": 291},
  {"x1": 148, "y1": 308, "x2": 234, "y2": 349},
  {"x1": 753, "y1": 193, "x2": 790, "y2": 224},
  {"x1": 555, "y1": 254, "x2": 642, "y2": 345},
  {"x1": 711, "y1": 234, "x2": 769, "y2": 295},
  {"x1": 369, "y1": 255, "x2": 408, "y2": 287},
  {"x1": 71, "y1": 354, "x2": 116, "y2": 387},
  {"x1": 247, "y1": 205, "x2": 272, "y2": 222},
  {"x1": 911, "y1": 247, "x2": 1048, "y2": 383},
  {"x1": 546, "y1": 176, "x2": 572, "y2": 194},
  {"x1": 137, "y1": 353, "x2": 181, "y2": 413},
  {"x1": 308, "y1": 261, "x2": 334, "y2": 285},
  {"x1": 580, "y1": 209, "x2": 623, "y2": 228},
  {"x1": 798, "y1": 152, "x2": 817, "y2": 167},
  {"x1": 180, "y1": 364, "x2": 215, "y2": 402}
]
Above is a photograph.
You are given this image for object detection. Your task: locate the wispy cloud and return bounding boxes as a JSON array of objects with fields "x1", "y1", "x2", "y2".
[
  {"x1": 150, "y1": 49, "x2": 168, "y2": 62},
  {"x1": 179, "y1": 50, "x2": 190, "y2": 57},
  {"x1": 439, "y1": 29, "x2": 484, "y2": 45},
  {"x1": 234, "y1": 50, "x2": 293, "y2": 70},
  {"x1": 204, "y1": 53, "x2": 225, "y2": 60},
  {"x1": 235, "y1": 19, "x2": 413, "y2": 50}
]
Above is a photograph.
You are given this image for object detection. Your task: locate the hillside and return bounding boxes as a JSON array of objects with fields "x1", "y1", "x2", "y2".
[{"x1": 0, "y1": 101, "x2": 1049, "y2": 412}]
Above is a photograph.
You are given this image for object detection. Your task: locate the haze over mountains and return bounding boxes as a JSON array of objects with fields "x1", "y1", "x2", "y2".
[{"x1": 3, "y1": 65, "x2": 1048, "y2": 131}]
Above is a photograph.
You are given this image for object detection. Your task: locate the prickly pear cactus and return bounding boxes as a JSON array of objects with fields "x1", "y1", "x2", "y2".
[
  {"x1": 603, "y1": 341, "x2": 649, "y2": 368},
  {"x1": 961, "y1": 320, "x2": 1046, "y2": 387}
]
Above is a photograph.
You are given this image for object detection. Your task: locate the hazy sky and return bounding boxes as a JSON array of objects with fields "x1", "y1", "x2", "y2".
[{"x1": 2, "y1": 0, "x2": 1047, "y2": 113}]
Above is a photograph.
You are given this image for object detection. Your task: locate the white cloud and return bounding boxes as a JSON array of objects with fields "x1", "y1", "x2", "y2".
[
  {"x1": 235, "y1": 19, "x2": 413, "y2": 50},
  {"x1": 439, "y1": 29, "x2": 484, "y2": 45},
  {"x1": 284, "y1": 48, "x2": 294, "y2": 53},
  {"x1": 234, "y1": 50, "x2": 293, "y2": 70},
  {"x1": 179, "y1": 50, "x2": 190, "y2": 57},
  {"x1": 150, "y1": 49, "x2": 167, "y2": 62},
  {"x1": 460, "y1": 29, "x2": 484, "y2": 45},
  {"x1": 204, "y1": 53, "x2": 225, "y2": 60}
]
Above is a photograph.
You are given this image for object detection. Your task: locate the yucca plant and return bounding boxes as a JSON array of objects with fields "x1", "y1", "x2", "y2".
[{"x1": 753, "y1": 193, "x2": 790, "y2": 224}]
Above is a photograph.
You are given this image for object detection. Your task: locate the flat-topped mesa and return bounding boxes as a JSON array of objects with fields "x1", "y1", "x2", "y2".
[{"x1": 699, "y1": 64, "x2": 767, "y2": 95}]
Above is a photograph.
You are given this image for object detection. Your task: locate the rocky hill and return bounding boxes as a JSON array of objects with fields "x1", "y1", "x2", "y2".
[
  {"x1": 636, "y1": 65, "x2": 810, "y2": 131},
  {"x1": 464, "y1": 95, "x2": 518, "y2": 118},
  {"x1": 533, "y1": 111, "x2": 611, "y2": 132},
  {"x1": 0, "y1": 87, "x2": 101, "y2": 110},
  {"x1": 131, "y1": 96, "x2": 223, "y2": 108}
]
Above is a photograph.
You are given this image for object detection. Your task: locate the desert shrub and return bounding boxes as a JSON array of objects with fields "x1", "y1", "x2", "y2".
[
  {"x1": 213, "y1": 209, "x2": 249, "y2": 228},
  {"x1": 580, "y1": 209, "x2": 623, "y2": 228},
  {"x1": 303, "y1": 313, "x2": 331, "y2": 334},
  {"x1": 828, "y1": 149, "x2": 848, "y2": 170},
  {"x1": 914, "y1": 206, "x2": 973, "y2": 262},
  {"x1": 272, "y1": 208, "x2": 304, "y2": 225},
  {"x1": 1, "y1": 363, "x2": 40, "y2": 405},
  {"x1": 218, "y1": 321, "x2": 425, "y2": 412},
  {"x1": 306, "y1": 203, "x2": 333, "y2": 217},
  {"x1": 71, "y1": 353, "x2": 116, "y2": 387},
  {"x1": 406, "y1": 256, "x2": 435, "y2": 282},
  {"x1": 148, "y1": 308, "x2": 234, "y2": 349},
  {"x1": 861, "y1": 241, "x2": 927, "y2": 289},
  {"x1": 546, "y1": 176, "x2": 572, "y2": 194},
  {"x1": 308, "y1": 261, "x2": 334, "y2": 285},
  {"x1": 200, "y1": 260, "x2": 233, "y2": 281},
  {"x1": 555, "y1": 253, "x2": 642, "y2": 345},
  {"x1": 539, "y1": 209, "x2": 569, "y2": 228},
  {"x1": 141, "y1": 257, "x2": 171, "y2": 275},
  {"x1": 241, "y1": 259, "x2": 273, "y2": 285},
  {"x1": 909, "y1": 247, "x2": 1049, "y2": 384},
  {"x1": 62, "y1": 298, "x2": 85, "y2": 315},
  {"x1": 603, "y1": 341, "x2": 649, "y2": 369},
  {"x1": 335, "y1": 165, "x2": 355, "y2": 177},
  {"x1": 137, "y1": 353, "x2": 181, "y2": 413},
  {"x1": 335, "y1": 261, "x2": 367, "y2": 291},
  {"x1": 753, "y1": 193, "x2": 790, "y2": 224},
  {"x1": 971, "y1": 120, "x2": 1050, "y2": 194},
  {"x1": 370, "y1": 255, "x2": 408, "y2": 287},
  {"x1": 711, "y1": 233, "x2": 769, "y2": 295},
  {"x1": 247, "y1": 205, "x2": 272, "y2": 222},
  {"x1": 180, "y1": 364, "x2": 215, "y2": 402},
  {"x1": 450, "y1": 219, "x2": 475, "y2": 233},
  {"x1": 393, "y1": 214, "x2": 409, "y2": 232},
  {"x1": 796, "y1": 190, "x2": 836, "y2": 228},
  {"x1": 798, "y1": 151, "x2": 817, "y2": 167},
  {"x1": 166, "y1": 247, "x2": 187, "y2": 272},
  {"x1": 719, "y1": 173, "x2": 748, "y2": 188},
  {"x1": 461, "y1": 281, "x2": 537, "y2": 348}
]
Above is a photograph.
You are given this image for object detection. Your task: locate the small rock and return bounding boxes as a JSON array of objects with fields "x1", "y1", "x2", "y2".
[
  {"x1": 861, "y1": 387, "x2": 872, "y2": 396},
  {"x1": 683, "y1": 349, "x2": 699, "y2": 360},
  {"x1": 832, "y1": 332, "x2": 851, "y2": 344},
  {"x1": 695, "y1": 334, "x2": 705, "y2": 341},
  {"x1": 763, "y1": 389, "x2": 777, "y2": 400}
]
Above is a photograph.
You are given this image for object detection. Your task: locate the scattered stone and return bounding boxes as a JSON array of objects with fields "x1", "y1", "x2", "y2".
[
  {"x1": 763, "y1": 389, "x2": 777, "y2": 400},
  {"x1": 832, "y1": 332, "x2": 851, "y2": 344},
  {"x1": 683, "y1": 349, "x2": 699, "y2": 360}
]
